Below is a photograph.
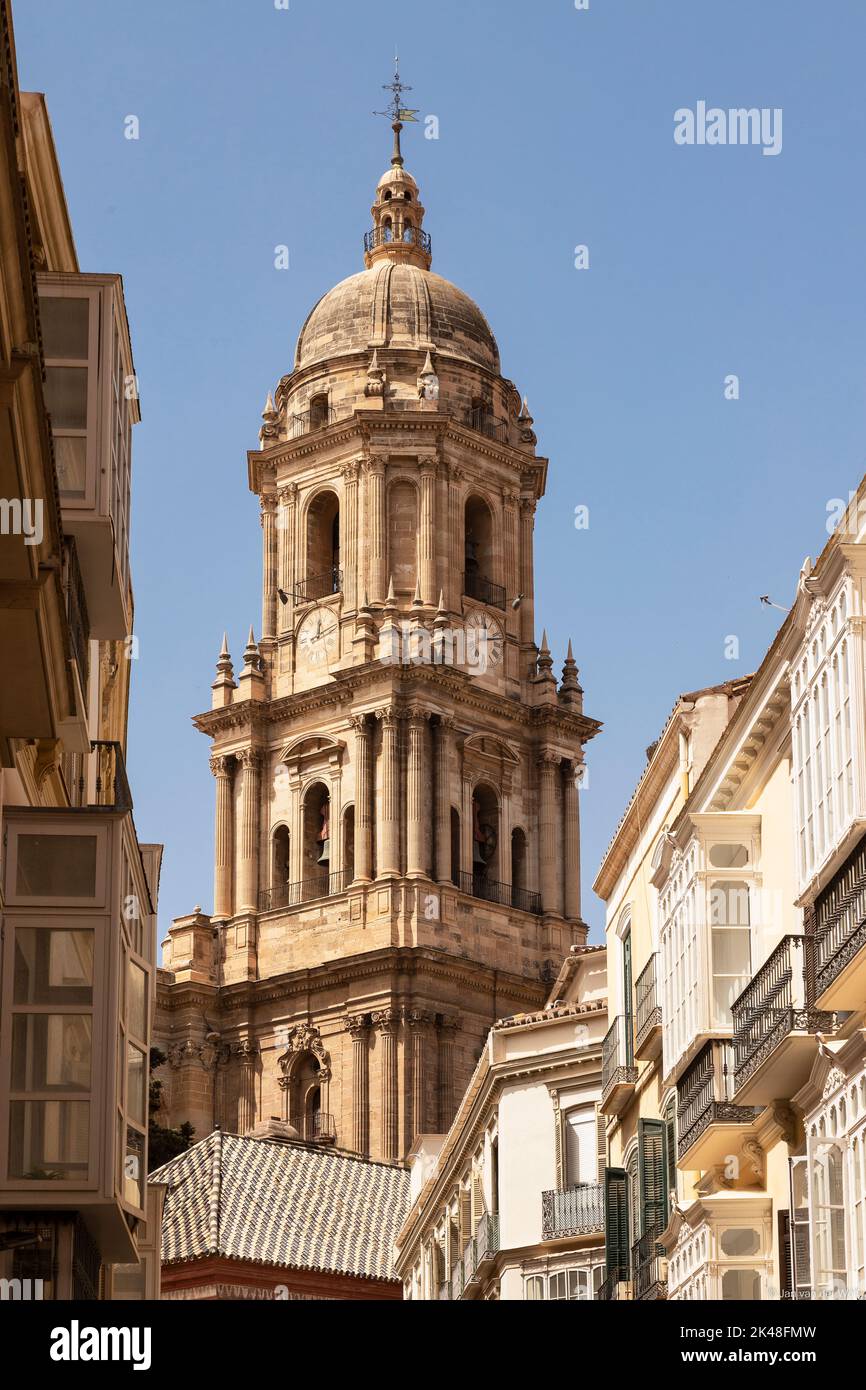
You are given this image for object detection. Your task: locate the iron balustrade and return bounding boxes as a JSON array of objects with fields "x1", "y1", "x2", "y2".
[
  {"x1": 294, "y1": 567, "x2": 342, "y2": 603},
  {"x1": 462, "y1": 571, "x2": 507, "y2": 610},
  {"x1": 289, "y1": 404, "x2": 338, "y2": 437},
  {"x1": 542, "y1": 1183, "x2": 604, "y2": 1239},
  {"x1": 464, "y1": 407, "x2": 509, "y2": 445},
  {"x1": 815, "y1": 838, "x2": 866, "y2": 998},
  {"x1": 732, "y1": 935, "x2": 836, "y2": 1090},
  {"x1": 65, "y1": 537, "x2": 90, "y2": 696},
  {"x1": 598, "y1": 1266, "x2": 630, "y2": 1301},
  {"x1": 634, "y1": 954, "x2": 661, "y2": 1052},
  {"x1": 310, "y1": 1112, "x2": 336, "y2": 1142},
  {"x1": 633, "y1": 1229, "x2": 667, "y2": 1300},
  {"x1": 364, "y1": 226, "x2": 432, "y2": 255},
  {"x1": 259, "y1": 870, "x2": 348, "y2": 913},
  {"x1": 601, "y1": 1016, "x2": 637, "y2": 1098},
  {"x1": 471, "y1": 1212, "x2": 500, "y2": 1267},
  {"x1": 86, "y1": 741, "x2": 133, "y2": 812},
  {"x1": 458, "y1": 869, "x2": 541, "y2": 916},
  {"x1": 676, "y1": 1039, "x2": 757, "y2": 1160}
]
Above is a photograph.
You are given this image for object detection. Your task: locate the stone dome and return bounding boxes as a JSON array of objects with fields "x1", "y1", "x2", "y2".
[{"x1": 294, "y1": 260, "x2": 501, "y2": 375}]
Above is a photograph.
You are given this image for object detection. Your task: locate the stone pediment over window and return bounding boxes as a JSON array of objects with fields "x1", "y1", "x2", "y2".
[
  {"x1": 280, "y1": 734, "x2": 346, "y2": 774},
  {"x1": 462, "y1": 734, "x2": 520, "y2": 791}
]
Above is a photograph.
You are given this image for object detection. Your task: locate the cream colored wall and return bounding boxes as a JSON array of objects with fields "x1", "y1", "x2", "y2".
[{"x1": 497, "y1": 1080, "x2": 558, "y2": 1250}]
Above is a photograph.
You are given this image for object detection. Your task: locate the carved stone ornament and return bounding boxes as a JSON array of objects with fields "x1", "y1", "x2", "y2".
[
  {"x1": 277, "y1": 1022, "x2": 331, "y2": 1083},
  {"x1": 822, "y1": 1064, "x2": 847, "y2": 1099}
]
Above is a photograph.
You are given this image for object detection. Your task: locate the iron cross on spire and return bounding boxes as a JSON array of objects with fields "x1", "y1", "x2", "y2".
[{"x1": 373, "y1": 54, "x2": 419, "y2": 166}]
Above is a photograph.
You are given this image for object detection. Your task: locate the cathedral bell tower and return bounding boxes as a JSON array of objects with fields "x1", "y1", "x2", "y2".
[{"x1": 155, "y1": 69, "x2": 602, "y2": 1162}]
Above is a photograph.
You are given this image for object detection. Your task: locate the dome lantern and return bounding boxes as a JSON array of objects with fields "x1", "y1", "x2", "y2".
[{"x1": 364, "y1": 59, "x2": 431, "y2": 271}]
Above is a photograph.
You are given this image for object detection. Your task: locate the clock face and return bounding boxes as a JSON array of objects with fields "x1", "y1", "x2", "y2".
[
  {"x1": 297, "y1": 609, "x2": 339, "y2": 668},
  {"x1": 465, "y1": 610, "x2": 504, "y2": 670}
]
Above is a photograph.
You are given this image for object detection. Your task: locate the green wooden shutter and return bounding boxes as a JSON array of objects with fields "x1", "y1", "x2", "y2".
[
  {"x1": 639, "y1": 1118, "x2": 667, "y2": 1237},
  {"x1": 777, "y1": 1211, "x2": 792, "y2": 1299},
  {"x1": 789, "y1": 1156, "x2": 812, "y2": 1295},
  {"x1": 604, "y1": 1166, "x2": 629, "y2": 1275},
  {"x1": 596, "y1": 1106, "x2": 607, "y2": 1177},
  {"x1": 664, "y1": 1102, "x2": 677, "y2": 1216}
]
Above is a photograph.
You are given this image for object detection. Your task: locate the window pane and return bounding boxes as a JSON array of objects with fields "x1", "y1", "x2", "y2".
[
  {"x1": 127, "y1": 960, "x2": 146, "y2": 1040},
  {"x1": 565, "y1": 1106, "x2": 596, "y2": 1185},
  {"x1": 13, "y1": 929, "x2": 93, "y2": 1004},
  {"x1": 127, "y1": 1043, "x2": 146, "y2": 1125},
  {"x1": 8, "y1": 1100, "x2": 89, "y2": 1179},
  {"x1": 55, "y1": 437, "x2": 87, "y2": 499},
  {"x1": 124, "y1": 1127, "x2": 144, "y2": 1206},
  {"x1": 15, "y1": 834, "x2": 98, "y2": 898},
  {"x1": 720, "y1": 1226, "x2": 761, "y2": 1257},
  {"x1": 39, "y1": 295, "x2": 89, "y2": 358},
  {"x1": 44, "y1": 366, "x2": 88, "y2": 430},
  {"x1": 12, "y1": 1015, "x2": 92, "y2": 1091}
]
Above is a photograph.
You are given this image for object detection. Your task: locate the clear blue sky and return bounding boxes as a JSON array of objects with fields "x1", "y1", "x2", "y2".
[{"x1": 15, "y1": 0, "x2": 864, "y2": 941}]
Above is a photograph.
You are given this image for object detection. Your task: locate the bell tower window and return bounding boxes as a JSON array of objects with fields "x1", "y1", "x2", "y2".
[{"x1": 304, "y1": 490, "x2": 341, "y2": 601}]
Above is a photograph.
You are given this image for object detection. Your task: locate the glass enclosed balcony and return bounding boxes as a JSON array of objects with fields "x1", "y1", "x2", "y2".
[
  {"x1": 813, "y1": 835, "x2": 866, "y2": 1010},
  {"x1": 634, "y1": 954, "x2": 662, "y2": 1061},
  {"x1": 38, "y1": 273, "x2": 137, "y2": 640}
]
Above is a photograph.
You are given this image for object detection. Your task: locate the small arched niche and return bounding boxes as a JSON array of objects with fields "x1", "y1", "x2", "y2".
[
  {"x1": 342, "y1": 805, "x2": 355, "y2": 886},
  {"x1": 272, "y1": 825, "x2": 290, "y2": 905},
  {"x1": 511, "y1": 827, "x2": 527, "y2": 904}
]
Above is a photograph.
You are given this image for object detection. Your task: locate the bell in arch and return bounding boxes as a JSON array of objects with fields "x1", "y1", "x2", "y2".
[{"x1": 472, "y1": 797, "x2": 487, "y2": 869}]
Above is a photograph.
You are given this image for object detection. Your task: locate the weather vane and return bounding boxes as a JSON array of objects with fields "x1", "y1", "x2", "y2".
[{"x1": 374, "y1": 53, "x2": 419, "y2": 164}]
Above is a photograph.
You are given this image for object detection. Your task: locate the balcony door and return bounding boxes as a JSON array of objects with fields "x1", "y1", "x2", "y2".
[{"x1": 565, "y1": 1106, "x2": 597, "y2": 1187}]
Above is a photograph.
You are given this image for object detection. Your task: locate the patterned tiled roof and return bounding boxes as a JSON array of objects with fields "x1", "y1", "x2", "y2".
[{"x1": 150, "y1": 1130, "x2": 409, "y2": 1283}]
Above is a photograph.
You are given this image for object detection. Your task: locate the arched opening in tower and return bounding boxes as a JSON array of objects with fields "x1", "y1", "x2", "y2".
[
  {"x1": 511, "y1": 827, "x2": 527, "y2": 906},
  {"x1": 450, "y1": 807, "x2": 461, "y2": 886},
  {"x1": 272, "y1": 824, "x2": 290, "y2": 906},
  {"x1": 309, "y1": 392, "x2": 330, "y2": 431},
  {"x1": 305, "y1": 489, "x2": 340, "y2": 600},
  {"x1": 285, "y1": 1051, "x2": 321, "y2": 1136},
  {"x1": 342, "y1": 805, "x2": 355, "y2": 887},
  {"x1": 302, "y1": 781, "x2": 331, "y2": 898},
  {"x1": 464, "y1": 495, "x2": 495, "y2": 603},
  {"x1": 472, "y1": 783, "x2": 500, "y2": 887}
]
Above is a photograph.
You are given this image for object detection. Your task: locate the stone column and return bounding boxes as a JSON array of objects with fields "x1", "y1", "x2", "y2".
[
  {"x1": 563, "y1": 759, "x2": 581, "y2": 921},
  {"x1": 538, "y1": 750, "x2": 561, "y2": 915},
  {"x1": 373, "y1": 1008, "x2": 400, "y2": 1161},
  {"x1": 210, "y1": 754, "x2": 235, "y2": 919},
  {"x1": 341, "y1": 461, "x2": 360, "y2": 611},
  {"x1": 448, "y1": 465, "x2": 463, "y2": 611},
  {"x1": 434, "y1": 717, "x2": 453, "y2": 884},
  {"x1": 366, "y1": 455, "x2": 387, "y2": 604},
  {"x1": 260, "y1": 493, "x2": 278, "y2": 640},
  {"x1": 377, "y1": 707, "x2": 401, "y2": 877},
  {"x1": 346, "y1": 1014, "x2": 370, "y2": 1155},
  {"x1": 418, "y1": 456, "x2": 437, "y2": 606},
  {"x1": 277, "y1": 483, "x2": 298, "y2": 635},
  {"x1": 351, "y1": 715, "x2": 373, "y2": 882},
  {"x1": 237, "y1": 748, "x2": 262, "y2": 912},
  {"x1": 437, "y1": 1016, "x2": 459, "y2": 1131},
  {"x1": 503, "y1": 490, "x2": 520, "y2": 638},
  {"x1": 519, "y1": 497, "x2": 536, "y2": 652},
  {"x1": 408, "y1": 1009, "x2": 431, "y2": 1139},
  {"x1": 406, "y1": 707, "x2": 428, "y2": 878},
  {"x1": 234, "y1": 1038, "x2": 259, "y2": 1134}
]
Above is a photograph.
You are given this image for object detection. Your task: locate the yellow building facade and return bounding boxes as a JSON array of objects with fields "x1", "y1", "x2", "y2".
[{"x1": 596, "y1": 479, "x2": 866, "y2": 1302}]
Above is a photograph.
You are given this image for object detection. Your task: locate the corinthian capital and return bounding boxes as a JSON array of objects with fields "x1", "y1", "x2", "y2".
[
  {"x1": 209, "y1": 754, "x2": 234, "y2": 778},
  {"x1": 372, "y1": 1007, "x2": 401, "y2": 1035}
]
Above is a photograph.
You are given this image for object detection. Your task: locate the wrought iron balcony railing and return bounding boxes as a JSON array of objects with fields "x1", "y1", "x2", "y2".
[
  {"x1": 469, "y1": 1213, "x2": 499, "y2": 1274},
  {"x1": 462, "y1": 571, "x2": 507, "y2": 610},
  {"x1": 732, "y1": 934, "x2": 836, "y2": 1092},
  {"x1": 310, "y1": 1112, "x2": 336, "y2": 1143},
  {"x1": 598, "y1": 1265, "x2": 630, "y2": 1301},
  {"x1": 633, "y1": 1228, "x2": 667, "y2": 1300},
  {"x1": 258, "y1": 870, "x2": 348, "y2": 913},
  {"x1": 464, "y1": 408, "x2": 509, "y2": 445},
  {"x1": 601, "y1": 1016, "x2": 637, "y2": 1101},
  {"x1": 293, "y1": 566, "x2": 342, "y2": 604},
  {"x1": 289, "y1": 404, "x2": 338, "y2": 436},
  {"x1": 83, "y1": 741, "x2": 132, "y2": 813},
  {"x1": 676, "y1": 1039, "x2": 757, "y2": 1161},
  {"x1": 364, "y1": 226, "x2": 432, "y2": 255},
  {"x1": 634, "y1": 954, "x2": 662, "y2": 1055},
  {"x1": 542, "y1": 1183, "x2": 604, "y2": 1240},
  {"x1": 814, "y1": 837, "x2": 866, "y2": 1001},
  {"x1": 458, "y1": 870, "x2": 541, "y2": 916}
]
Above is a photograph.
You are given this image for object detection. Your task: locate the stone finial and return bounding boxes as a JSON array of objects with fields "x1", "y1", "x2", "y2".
[
  {"x1": 259, "y1": 391, "x2": 280, "y2": 447},
  {"x1": 518, "y1": 395, "x2": 537, "y2": 450},
  {"x1": 559, "y1": 638, "x2": 584, "y2": 710},
  {"x1": 412, "y1": 575, "x2": 424, "y2": 609},
  {"x1": 384, "y1": 575, "x2": 397, "y2": 615},
  {"x1": 211, "y1": 632, "x2": 237, "y2": 709},
  {"x1": 538, "y1": 630, "x2": 554, "y2": 674},
  {"x1": 417, "y1": 349, "x2": 439, "y2": 404},
  {"x1": 364, "y1": 348, "x2": 386, "y2": 399},
  {"x1": 237, "y1": 626, "x2": 265, "y2": 702}
]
